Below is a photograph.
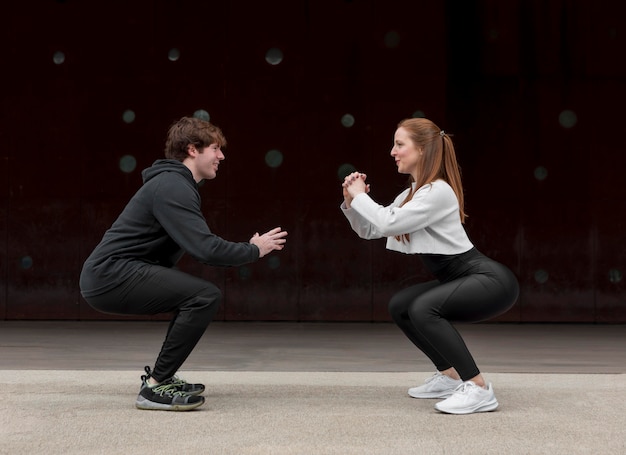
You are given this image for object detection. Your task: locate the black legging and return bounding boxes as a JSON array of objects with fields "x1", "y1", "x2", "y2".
[
  {"x1": 83, "y1": 264, "x2": 222, "y2": 382},
  {"x1": 388, "y1": 248, "x2": 519, "y2": 381}
]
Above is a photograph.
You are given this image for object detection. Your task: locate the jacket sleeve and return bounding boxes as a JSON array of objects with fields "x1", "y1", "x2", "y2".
[
  {"x1": 340, "y1": 201, "x2": 385, "y2": 240},
  {"x1": 347, "y1": 184, "x2": 458, "y2": 238},
  {"x1": 340, "y1": 187, "x2": 412, "y2": 239},
  {"x1": 152, "y1": 175, "x2": 259, "y2": 267}
]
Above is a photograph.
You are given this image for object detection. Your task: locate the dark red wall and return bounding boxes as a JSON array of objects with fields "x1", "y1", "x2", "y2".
[{"x1": 2, "y1": 0, "x2": 625, "y2": 322}]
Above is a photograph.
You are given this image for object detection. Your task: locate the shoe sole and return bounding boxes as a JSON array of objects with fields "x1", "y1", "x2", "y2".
[
  {"x1": 434, "y1": 399, "x2": 498, "y2": 415},
  {"x1": 135, "y1": 397, "x2": 205, "y2": 411}
]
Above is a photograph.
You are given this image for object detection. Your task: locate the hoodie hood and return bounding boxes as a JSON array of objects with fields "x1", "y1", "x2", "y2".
[{"x1": 142, "y1": 159, "x2": 194, "y2": 184}]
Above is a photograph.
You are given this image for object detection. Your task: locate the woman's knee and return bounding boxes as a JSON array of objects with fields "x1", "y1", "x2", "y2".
[
  {"x1": 389, "y1": 283, "x2": 437, "y2": 320},
  {"x1": 407, "y1": 298, "x2": 438, "y2": 323},
  {"x1": 388, "y1": 292, "x2": 410, "y2": 320}
]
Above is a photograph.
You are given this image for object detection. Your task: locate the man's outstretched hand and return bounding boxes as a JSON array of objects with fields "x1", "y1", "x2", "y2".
[{"x1": 250, "y1": 227, "x2": 288, "y2": 258}]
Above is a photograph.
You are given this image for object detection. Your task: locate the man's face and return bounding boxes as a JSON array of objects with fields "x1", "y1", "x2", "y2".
[{"x1": 195, "y1": 143, "x2": 225, "y2": 180}]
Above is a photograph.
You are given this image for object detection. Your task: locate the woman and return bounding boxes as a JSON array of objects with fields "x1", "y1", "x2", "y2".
[{"x1": 340, "y1": 117, "x2": 519, "y2": 415}]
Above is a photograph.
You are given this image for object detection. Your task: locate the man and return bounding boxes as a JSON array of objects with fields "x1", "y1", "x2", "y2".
[{"x1": 80, "y1": 116, "x2": 287, "y2": 411}]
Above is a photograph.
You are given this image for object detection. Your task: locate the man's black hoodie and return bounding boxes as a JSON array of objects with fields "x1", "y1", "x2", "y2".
[{"x1": 80, "y1": 159, "x2": 259, "y2": 297}]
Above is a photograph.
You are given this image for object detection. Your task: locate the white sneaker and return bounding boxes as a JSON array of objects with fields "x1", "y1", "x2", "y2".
[
  {"x1": 408, "y1": 372, "x2": 463, "y2": 399},
  {"x1": 434, "y1": 381, "x2": 499, "y2": 414}
]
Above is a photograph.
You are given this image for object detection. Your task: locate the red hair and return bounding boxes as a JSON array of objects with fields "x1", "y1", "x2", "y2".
[{"x1": 395, "y1": 118, "x2": 466, "y2": 241}]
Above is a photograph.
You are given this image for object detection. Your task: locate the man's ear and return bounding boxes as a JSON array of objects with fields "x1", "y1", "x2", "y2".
[{"x1": 187, "y1": 144, "x2": 197, "y2": 157}]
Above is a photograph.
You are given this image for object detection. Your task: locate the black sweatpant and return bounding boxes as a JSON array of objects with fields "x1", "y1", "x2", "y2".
[
  {"x1": 83, "y1": 264, "x2": 222, "y2": 382},
  {"x1": 388, "y1": 248, "x2": 519, "y2": 381}
]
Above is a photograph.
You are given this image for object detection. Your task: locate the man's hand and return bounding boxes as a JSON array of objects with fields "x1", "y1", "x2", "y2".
[{"x1": 250, "y1": 227, "x2": 288, "y2": 258}]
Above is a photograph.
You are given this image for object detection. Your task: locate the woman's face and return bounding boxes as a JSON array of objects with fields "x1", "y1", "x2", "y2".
[{"x1": 391, "y1": 127, "x2": 421, "y2": 179}]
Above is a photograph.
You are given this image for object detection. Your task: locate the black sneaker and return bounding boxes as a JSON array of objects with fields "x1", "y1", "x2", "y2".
[
  {"x1": 135, "y1": 378, "x2": 205, "y2": 411},
  {"x1": 162, "y1": 375, "x2": 206, "y2": 396},
  {"x1": 142, "y1": 366, "x2": 205, "y2": 396}
]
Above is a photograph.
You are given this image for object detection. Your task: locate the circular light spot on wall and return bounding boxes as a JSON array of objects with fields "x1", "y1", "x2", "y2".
[
  {"x1": 119, "y1": 155, "x2": 137, "y2": 173},
  {"x1": 168, "y1": 48, "x2": 180, "y2": 62},
  {"x1": 20, "y1": 256, "x2": 33, "y2": 269},
  {"x1": 265, "y1": 149, "x2": 283, "y2": 168},
  {"x1": 193, "y1": 110, "x2": 210, "y2": 121},
  {"x1": 384, "y1": 30, "x2": 400, "y2": 48},
  {"x1": 534, "y1": 166, "x2": 548, "y2": 181},
  {"x1": 609, "y1": 268, "x2": 623, "y2": 284},
  {"x1": 559, "y1": 109, "x2": 577, "y2": 128},
  {"x1": 337, "y1": 163, "x2": 357, "y2": 181},
  {"x1": 265, "y1": 47, "x2": 284, "y2": 65},
  {"x1": 534, "y1": 269, "x2": 549, "y2": 284},
  {"x1": 412, "y1": 110, "x2": 425, "y2": 118},
  {"x1": 341, "y1": 114, "x2": 355, "y2": 128},
  {"x1": 238, "y1": 266, "x2": 252, "y2": 280},
  {"x1": 53, "y1": 51, "x2": 65, "y2": 65},
  {"x1": 267, "y1": 256, "x2": 281, "y2": 270},
  {"x1": 122, "y1": 110, "x2": 136, "y2": 124}
]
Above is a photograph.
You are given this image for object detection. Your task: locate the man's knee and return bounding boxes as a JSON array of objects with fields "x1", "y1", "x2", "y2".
[
  {"x1": 195, "y1": 285, "x2": 222, "y2": 310},
  {"x1": 180, "y1": 285, "x2": 221, "y2": 314},
  {"x1": 200, "y1": 283, "x2": 222, "y2": 300}
]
